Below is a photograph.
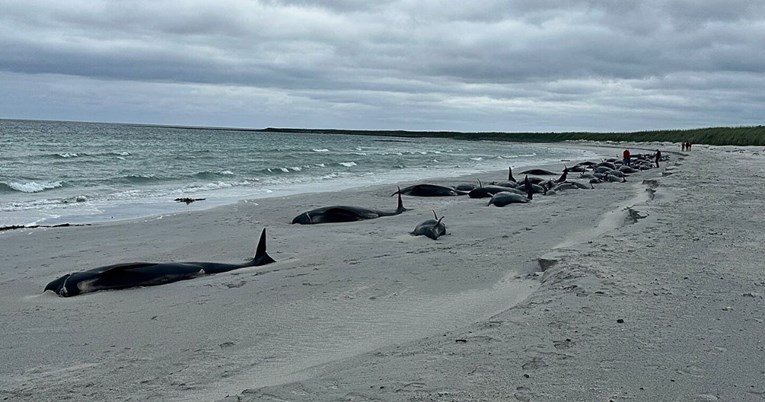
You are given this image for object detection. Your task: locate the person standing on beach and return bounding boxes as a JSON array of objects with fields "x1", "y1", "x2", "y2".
[
  {"x1": 681, "y1": 142, "x2": 686, "y2": 151},
  {"x1": 622, "y1": 149, "x2": 631, "y2": 166},
  {"x1": 655, "y1": 149, "x2": 662, "y2": 167}
]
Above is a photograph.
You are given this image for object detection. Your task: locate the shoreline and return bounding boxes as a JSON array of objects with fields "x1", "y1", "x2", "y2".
[
  {"x1": 3, "y1": 142, "x2": 760, "y2": 401},
  {"x1": 1, "y1": 143, "x2": 614, "y2": 229}
]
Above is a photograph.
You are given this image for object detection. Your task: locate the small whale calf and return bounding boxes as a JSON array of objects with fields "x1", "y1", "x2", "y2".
[
  {"x1": 44, "y1": 229, "x2": 275, "y2": 297},
  {"x1": 411, "y1": 210, "x2": 447, "y2": 240}
]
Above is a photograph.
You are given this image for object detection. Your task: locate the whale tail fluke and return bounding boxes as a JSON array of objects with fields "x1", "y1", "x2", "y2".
[{"x1": 253, "y1": 228, "x2": 276, "y2": 266}]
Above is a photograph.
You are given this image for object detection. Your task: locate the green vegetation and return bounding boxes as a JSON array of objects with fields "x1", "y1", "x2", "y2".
[{"x1": 261, "y1": 126, "x2": 765, "y2": 146}]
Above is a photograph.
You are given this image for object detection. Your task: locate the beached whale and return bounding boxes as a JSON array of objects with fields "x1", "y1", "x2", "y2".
[
  {"x1": 488, "y1": 166, "x2": 519, "y2": 187},
  {"x1": 44, "y1": 229, "x2": 275, "y2": 297},
  {"x1": 545, "y1": 181, "x2": 592, "y2": 195},
  {"x1": 523, "y1": 176, "x2": 547, "y2": 185},
  {"x1": 488, "y1": 179, "x2": 534, "y2": 206},
  {"x1": 454, "y1": 183, "x2": 478, "y2": 191},
  {"x1": 469, "y1": 180, "x2": 524, "y2": 198},
  {"x1": 618, "y1": 165, "x2": 639, "y2": 174},
  {"x1": 488, "y1": 191, "x2": 531, "y2": 207},
  {"x1": 292, "y1": 191, "x2": 408, "y2": 224},
  {"x1": 567, "y1": 164, "x2": 588, "y2": 173},
  {"x1": 597, "y1": 162, "x2": 617, "y2": 170},
  {"x1": 392, "y1": 184, "x2": 468, "y2": 197},
  {"x1": 411, "y1": 210, "x2": 446, "y2": 240},
  {"x1": 520, "y1": 176, "x2": 547, "y2": 195},
  {"x1": 519, "y1": 168, "x2": 558, "y2": 176}
]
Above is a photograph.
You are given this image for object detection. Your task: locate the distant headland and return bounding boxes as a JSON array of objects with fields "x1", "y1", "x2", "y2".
[{"x1": 258, "y1": 126, "x2": 765, "y2": 146}]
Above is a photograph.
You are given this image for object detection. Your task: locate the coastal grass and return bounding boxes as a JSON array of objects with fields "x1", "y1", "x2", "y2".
[{"x1": 261, "y1": 126, "x2": 765, "y2": 146}]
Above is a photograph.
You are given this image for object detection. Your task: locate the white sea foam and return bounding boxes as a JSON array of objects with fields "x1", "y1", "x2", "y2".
[
  {"x1": 339, "y1": 162, "x2": 357, "y2": 167},
  {"x1": 312, "y1": 148, "x2": 329, "y2": 152},
  {"x1": 8, "y1": 181, "x2": 63, "y2": 193},
  {"x1": 179, "y1": 180, "x2": 253, "y2": 193}
]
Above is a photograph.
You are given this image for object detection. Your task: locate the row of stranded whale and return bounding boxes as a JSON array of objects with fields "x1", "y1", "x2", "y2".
[{"x1": 44, "y1": 152, "x2": 665, "y2": 297}]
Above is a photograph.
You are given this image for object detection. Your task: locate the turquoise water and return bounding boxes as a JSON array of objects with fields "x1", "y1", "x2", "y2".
[{"x1": 0, "y1": 120, "x2": 600, "y2": 226}]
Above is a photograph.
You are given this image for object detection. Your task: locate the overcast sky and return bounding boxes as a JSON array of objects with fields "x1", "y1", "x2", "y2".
[{"x1": 1, "y1": 0, "x2": 763, "y2": 131}]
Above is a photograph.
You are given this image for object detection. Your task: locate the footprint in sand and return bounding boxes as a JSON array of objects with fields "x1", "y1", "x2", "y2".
[{"x1": 521, "y1": 357, "x2": 547, "y2": 370}]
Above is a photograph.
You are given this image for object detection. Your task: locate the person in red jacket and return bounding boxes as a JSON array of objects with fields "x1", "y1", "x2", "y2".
[{"x1": 622, "y1": 149, "x2": 631, "y2": 166}]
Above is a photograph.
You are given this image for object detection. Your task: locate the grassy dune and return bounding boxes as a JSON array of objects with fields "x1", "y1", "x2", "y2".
[{"x1": 261, "y1": 126, "x2": 765, "y2": 146}]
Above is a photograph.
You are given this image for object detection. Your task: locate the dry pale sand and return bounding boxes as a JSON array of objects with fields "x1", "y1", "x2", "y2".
[{"x1": 1, "y1": 144, "x2": 763, "y2": 402}]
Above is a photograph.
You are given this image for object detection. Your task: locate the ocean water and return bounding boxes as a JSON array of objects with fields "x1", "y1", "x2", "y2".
[{"x1": 0, "y1": 119, "x2": 601, "y2": 226}]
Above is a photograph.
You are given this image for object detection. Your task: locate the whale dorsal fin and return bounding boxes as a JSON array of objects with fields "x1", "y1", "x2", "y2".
[
  {"x1": 395, "y1": 189, "x2": 407, "y2": 214},
  {"x1": 253, "y1": 228, "x2": 276, "y2": 266}
]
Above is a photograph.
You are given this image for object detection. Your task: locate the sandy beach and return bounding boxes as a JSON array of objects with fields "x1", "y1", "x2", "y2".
[{"x1": 1, "y1": 143, "x2": 763, "y2": 401}]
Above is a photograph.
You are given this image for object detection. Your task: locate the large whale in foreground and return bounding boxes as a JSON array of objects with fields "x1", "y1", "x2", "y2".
[
  {"x1": 291, "y1": 191, "x2": 408, "y2": 224},
  {"x1": 44, "y1": 229, "x2": 275, "y2": 297}
]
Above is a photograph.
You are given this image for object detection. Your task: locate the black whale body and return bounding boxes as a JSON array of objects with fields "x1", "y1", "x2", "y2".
[
  {"x1": 411, "y1": 211, "x2": 447, "y2": 240},
  {"x1": 292, "y1": 192, "x2": 408, "y2": 224},
  {"x1": 392, "y1": 184, "x2": 467, "y2": 197},
  {"x1": 44, "y1": 229, "x2": 275, "y2": 297}
]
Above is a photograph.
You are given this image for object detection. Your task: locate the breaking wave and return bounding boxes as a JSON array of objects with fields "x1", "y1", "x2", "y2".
[{"x1": 1, "y1": 180, "x2": 64, "y2": 193}]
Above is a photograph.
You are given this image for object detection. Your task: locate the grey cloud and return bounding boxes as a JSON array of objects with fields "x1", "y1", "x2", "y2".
[{"x1": 0, "y1": 0, "x2": 763, "y2": 131}]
